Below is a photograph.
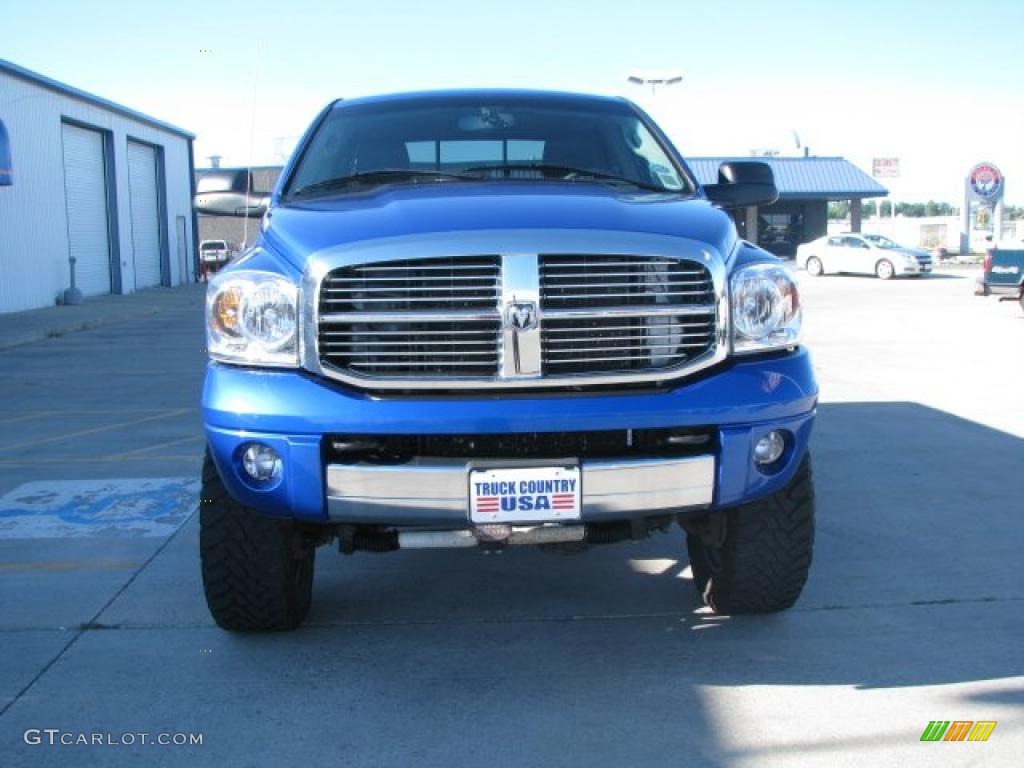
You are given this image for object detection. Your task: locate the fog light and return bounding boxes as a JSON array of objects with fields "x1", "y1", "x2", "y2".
[
  {"x1": 241, "y1": 443, "x2": 282, "y2": 481},
  {"x1": 754, "y1": 431, "x2": 786, "y2": 465}
]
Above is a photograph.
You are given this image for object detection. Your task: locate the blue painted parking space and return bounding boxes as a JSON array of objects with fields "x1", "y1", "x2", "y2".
[{"x1": 0, "y1": 478, "x2": 197, "y2": 538}]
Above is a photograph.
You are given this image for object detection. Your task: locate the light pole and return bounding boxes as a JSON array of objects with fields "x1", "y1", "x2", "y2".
[
  {"x1": 625, "y1": 72, "x2": 684, "y2": 142},
  {"x1": 626, "y1": 72, "x2": 683, "y2": 96}
]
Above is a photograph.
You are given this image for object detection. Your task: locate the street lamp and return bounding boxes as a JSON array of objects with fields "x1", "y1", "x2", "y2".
[{"x1": 626, "y1": 71, "x2": 683, "y2": 95}]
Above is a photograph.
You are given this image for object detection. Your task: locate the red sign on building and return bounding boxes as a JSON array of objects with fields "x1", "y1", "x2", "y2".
[{"x1": 872, "y1": 158, "x2": 900, "y2": 178}]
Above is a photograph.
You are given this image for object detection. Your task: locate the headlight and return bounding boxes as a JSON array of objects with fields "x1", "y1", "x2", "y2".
[
  {"x1": 730, "y1": 263, "x2": 801, "y2": 354},
  {"x1": 206, "y1": 270, "x2": 299, "y2": 367}
]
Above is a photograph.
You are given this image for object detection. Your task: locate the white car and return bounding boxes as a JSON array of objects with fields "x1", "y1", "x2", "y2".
[
  {"x1": 796, "y1": 233, "x2": 932, "y2": 279},
  {"x1": 199, "y1": 239, "x2": 238, "y2": 276}
]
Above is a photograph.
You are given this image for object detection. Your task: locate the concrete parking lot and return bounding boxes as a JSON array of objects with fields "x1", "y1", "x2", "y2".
[{"x1": 0, "y1": 268, "x2": 1021, "y2": 767}]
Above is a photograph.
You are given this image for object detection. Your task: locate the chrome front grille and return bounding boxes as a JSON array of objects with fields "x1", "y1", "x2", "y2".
[
  {"x1": 539, "y1": 254, "x2": 716, "y2": 374},
  {"x1": 318, "y1": 257, "x2": 501, "y2": 377},
  {"x1": 541, "y1": 315, "x2": 717, "y2": 374},
  {"x1": 314, "y1": 248, "x2": 722, "y2": 390},
  {"x1": 319, "y1": 256, "x2": 500, "y2": 313},
  {"x1": 540, "y1": 255, "x2": 715, "y2": 308},
  {"x1": 319, "y1": 320, "x2": 500, "y2": 376}
]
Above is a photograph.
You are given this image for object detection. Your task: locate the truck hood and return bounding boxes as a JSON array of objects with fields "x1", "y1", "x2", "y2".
[{"x1": 260, "y1": 182, "x2": 737, "y2": 269}]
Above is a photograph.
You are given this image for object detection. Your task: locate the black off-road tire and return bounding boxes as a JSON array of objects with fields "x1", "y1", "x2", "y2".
[
  {"x1": 686, "y1": 455, "x2": 815, "y2": 614},
  {"x1": 200, "y1": 452, "x2": 315, "y2": 631}
]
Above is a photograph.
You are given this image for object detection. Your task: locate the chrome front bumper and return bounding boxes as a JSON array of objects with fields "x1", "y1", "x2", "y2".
[{"x1": 325, "y1": 455, "x2": 715, "y2": 526}]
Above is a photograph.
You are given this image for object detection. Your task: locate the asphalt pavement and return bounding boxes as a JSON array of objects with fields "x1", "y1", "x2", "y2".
[{"x1": 0, "y1": 269, "x2": 1020, "y2": 767}]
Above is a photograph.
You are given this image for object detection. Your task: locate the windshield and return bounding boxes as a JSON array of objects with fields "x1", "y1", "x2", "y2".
[
  {"x1": 862, "y1": 234, "x2": 901, "y2": 249},
  {"x1": 201, "y1": 241, "x2": 227, "y2": 251},
  {"x1": 285, "y1": 96, "x2": 692, "y2": 198}
]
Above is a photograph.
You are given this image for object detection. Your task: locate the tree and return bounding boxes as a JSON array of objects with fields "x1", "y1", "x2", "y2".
[
  {"x1": 924, "y1": 200, "x2": 954, "y2": 217},
  {"x1": 861, "y1": 200, "x2": 962, "y2": 218},
  {"x1": 827, "y1": 201, "x2": 850, "y2": 219}
]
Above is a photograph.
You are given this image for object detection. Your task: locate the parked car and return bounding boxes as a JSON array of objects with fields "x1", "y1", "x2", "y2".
[
  {"x1": 195, "y1": 89, "x2": 817, "y2": 631},
  {"x1": 861, "y1": 234, "x2": 934, "y2": 270},
  {"x1": 199, "y1": 239, "x2": 238, "y2": 278},
  {"x1": 796, "y1": 233, "x2": 931, "y2": 279},
  {"x1": 976, "y1": 242, "x2": 1024, "y2": 313}
]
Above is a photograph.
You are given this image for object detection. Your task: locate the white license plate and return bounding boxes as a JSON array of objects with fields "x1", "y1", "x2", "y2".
[{"x1": 470, "y1": 465, "x2": 581, "y2": 523}]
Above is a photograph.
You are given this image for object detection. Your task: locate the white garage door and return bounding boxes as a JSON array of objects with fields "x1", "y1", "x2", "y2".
[
  {"x1": 127, "y1": 141, "x2": 162, "y2": 289},
  {"x1": 61, "y1": 124, "x2": 112, "y2": 296}
]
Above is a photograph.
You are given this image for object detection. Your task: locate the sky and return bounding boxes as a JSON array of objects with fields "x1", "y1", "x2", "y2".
[{"x1": 4, "y1": 0, "x2": 1024, "y2": 205}]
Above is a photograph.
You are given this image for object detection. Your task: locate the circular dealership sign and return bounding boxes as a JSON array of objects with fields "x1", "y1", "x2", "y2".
[{"x1": 968, "y1": 162, "x2": 1004, "y2": 202}]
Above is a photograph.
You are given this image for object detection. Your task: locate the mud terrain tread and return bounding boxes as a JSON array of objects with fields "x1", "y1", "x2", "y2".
[
  {"x1": 688, "y1": 455, "x2": 815, "y2": 614},
  {"x1": 199, "y1": 453, "x2": 314, "y2": 631}
]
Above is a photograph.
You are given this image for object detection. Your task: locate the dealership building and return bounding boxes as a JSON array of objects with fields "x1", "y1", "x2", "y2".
[
  {"x1": 0, "y1": 59, "x2": 197, "y2": 314},
  {"x1": 689, "y1": 156, "x2": 888, "y2": 256}
]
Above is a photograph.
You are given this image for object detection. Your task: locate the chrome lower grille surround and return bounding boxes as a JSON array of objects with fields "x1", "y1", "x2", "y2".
[
  {"x1": 325, "y1": 454, "x2": 716, "y2": 524},
  {"x1": 304, "y1": 230, "x2": 730, "y2": 390}
]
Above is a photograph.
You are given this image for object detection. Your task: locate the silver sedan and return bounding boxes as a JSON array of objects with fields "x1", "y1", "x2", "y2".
[{"x1": 796, "y1": 233, "x2": 932, "y2": 279}]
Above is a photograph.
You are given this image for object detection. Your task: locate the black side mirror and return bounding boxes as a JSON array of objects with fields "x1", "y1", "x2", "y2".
[
  {"x1": 194, "y1": 170, "x2": 269, "y2": 218},
  {"x1": 703, "y1": 161, "x2": 779, "y2": 209}
]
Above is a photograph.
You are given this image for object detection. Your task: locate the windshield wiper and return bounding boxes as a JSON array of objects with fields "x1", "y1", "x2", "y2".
[
  {"x1": 290, "y1": 169, "x2": 475, "y2": 198},
  {"x1": 460, "y1": 163, "x2": 673, "y2": 193}
]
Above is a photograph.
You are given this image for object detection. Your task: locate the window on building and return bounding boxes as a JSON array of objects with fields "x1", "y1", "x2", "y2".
[
  {"x1": 758, "y1": 210, "x2": 805, "y2": 256},
  {"x1": 0, "y1": 119, "x2": 11, "y2": 186}
]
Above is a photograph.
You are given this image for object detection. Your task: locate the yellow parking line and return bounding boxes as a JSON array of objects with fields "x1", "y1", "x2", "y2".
[
  {"x1": 0, "y1": 409, "x2": 191, "y2": 453},
  {"x1": 3, "y1": 409, "x2": 182, "y2": 416},
  {"x1": 0, "y1": 560, "x2": 142, "y2": 572},
  {"x1": 107, "y1": 434, "x2": 205, "y2": 458},
  {"x1": 20, "y1": 371, "x2": 194, "y2": 377},
  {"x1": 0, "y1": 455, "x2": 199, "y2": 466},
  {"x1": 0, "y1": 412, "x2": 56, "y2": 427}
]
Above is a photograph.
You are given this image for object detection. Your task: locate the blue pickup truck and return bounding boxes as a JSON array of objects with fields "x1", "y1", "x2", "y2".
[{"x1": 197, "y1": 90, "x2": 818, "y2": 631}]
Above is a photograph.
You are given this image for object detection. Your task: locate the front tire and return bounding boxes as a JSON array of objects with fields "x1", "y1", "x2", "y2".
[
  {"x1": 686, "y1": 455, "x2": 815, "y2": 613},
  {"x1": 805, "y1": 256, "x2": 824, "y2": 277},
  {"x1": 875, "y1": 259, "x2": 895, "y2": 280},
  {"x1": 200, "y1": 452, "x2": 315, "y2": 631}
]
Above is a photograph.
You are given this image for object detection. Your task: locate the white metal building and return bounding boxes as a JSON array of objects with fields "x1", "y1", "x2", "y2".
[{"x1": 0, "y1": 58, "x2": 197, "y2": 314}]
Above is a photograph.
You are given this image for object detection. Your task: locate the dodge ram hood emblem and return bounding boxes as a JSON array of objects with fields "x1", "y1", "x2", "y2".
[{"x1": 506, "y1": 302, "x2": 538, "y2": 331}]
